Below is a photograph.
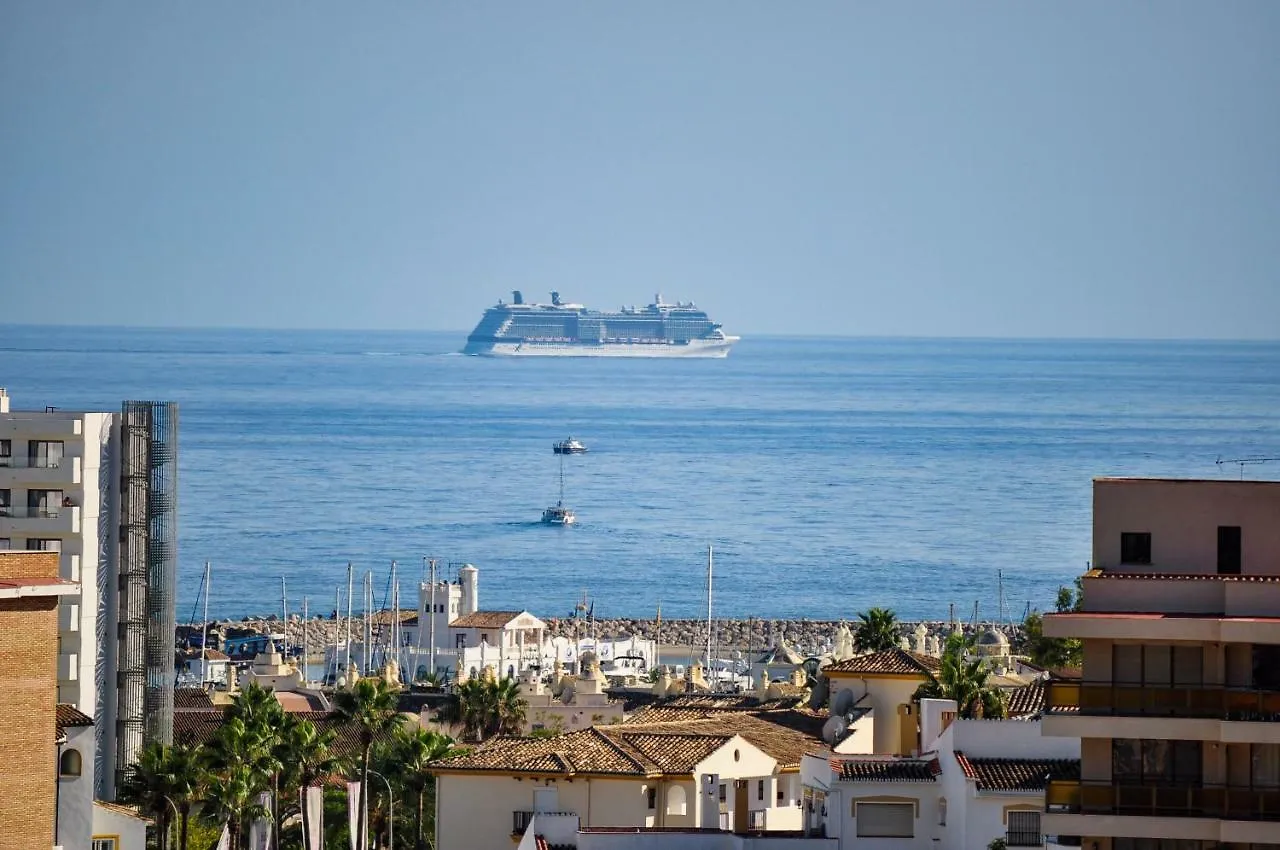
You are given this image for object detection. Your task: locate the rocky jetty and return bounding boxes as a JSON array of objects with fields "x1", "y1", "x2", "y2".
[{"x1": 190, "y1": 615, "x2": 1025, "y2": 659}]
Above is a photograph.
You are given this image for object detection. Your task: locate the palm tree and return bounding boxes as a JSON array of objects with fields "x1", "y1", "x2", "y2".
[
  {"x1": 333, "y1": 676, "x2": 405, "y2": 850},
  {"x1": 914, "y1": 633, "x2": 1008, "y2": 719},
  {"x1": 277, "y1": 716, "x2": 346, "y2": 848},
  {"x1": 119, "y1": 742, "x2": 178, "y2": 850},
  {"x1": 205, "y1": 715, "x2": 281, "y2": 850},
  {"x1": 853, "y1": 607, "x2": 900, "y2": 652},
  {"x1": 166, "y1": 743, "x2": 205, "y2": 850},
  {"x1": 377, "y1": 727, "x2": 461, "y2": 850},
  {"x1": 453, "y1": 678, "x2": 494, "y2": 742},
  {"x1": 491, "y1": 677, "x2": 527, "y2": 736}
]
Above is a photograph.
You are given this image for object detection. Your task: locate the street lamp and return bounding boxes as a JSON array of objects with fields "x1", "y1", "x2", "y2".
[{"x1": 366, "y1": 769, "x2": 394, "y2": 850}]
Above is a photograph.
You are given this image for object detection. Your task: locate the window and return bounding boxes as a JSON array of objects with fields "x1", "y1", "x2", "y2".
[
  {"x1": 1113, "y1": 738, "x2": 1201, "y2": 785},
  {"x1": 776, "y1": 778, "x2": 785, "y2": 804},
  {"x1": 666, "y1": 785, "x2": 687, "y2": 816},
  {"x1": 757, "y1": 779, "x2": 765, "y2": 801},
  {"x1": 1218, "y1": 526, "x2": 1242, "y2": 575},
  {"x1": 27, "y1": 489, "x2": 63, "y2": 517},
  {"x1": 0, "y1": 439, "x2": 10, "y2": 463},
  {"x1": 1120, "y1": 532, "x2": 1152, "y2": 565},
  {"x1": 92, "y1": 839, "x2": 118, "y2": 850},
  {"x1": 28, "y1": 440, "x2": 64, "y2": 468},
  {"x1": 646, "y1": 786, "x2": 657, "y2": 810},
  {"x1": 938, "y1": 797, "x2": 947, "y2": 826},
  {"x1": 855, "y1": 802, "x2": 914, "y2": 838},
  {"x1": 1253, "y1": 744, "x2": 1280, "y2": 789},
  {"x1": 0, "y1": 489, "x2": 8, "y2": 516},
  {"x1": 718, "y1": 783, "x2": 726, "y2": 803},
  {"x1": 0, "y1": 539, "x2": 9, "y2": 550},
  {"x1": 1006, "y1": 810, "x2": 1041, "y2": 846},
  {"x1": 60, "y1": 748, "x2": 82, "y2": 777},
  {"x1": 455, "y1": 634, "x2": 466, "y2": 649},
  {"x1": 26, "y1": 538, "x2": 60, "y2": 552},
  {"x1": 1255, "y1": 645, "x2": 1280, "y2": 691}
]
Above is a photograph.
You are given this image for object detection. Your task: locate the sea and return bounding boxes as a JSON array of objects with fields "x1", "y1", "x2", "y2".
[{"x1": 3, "y1": 326, "x2": 1278, "y2": 623}]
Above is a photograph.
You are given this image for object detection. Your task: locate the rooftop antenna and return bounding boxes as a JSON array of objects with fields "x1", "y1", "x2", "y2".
[{"x1": 1216, "y1": 456, "x2": 1280, "y2": 480}]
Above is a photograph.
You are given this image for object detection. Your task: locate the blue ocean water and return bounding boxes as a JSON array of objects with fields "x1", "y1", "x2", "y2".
[{"x1": 2, "y1": 326, "x2": 1278, "y2": 622}]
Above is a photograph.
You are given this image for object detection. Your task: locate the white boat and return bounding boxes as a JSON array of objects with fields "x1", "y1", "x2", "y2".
[
  {"x1": 542, "y1": 449, "x2": 577, "y2": 525},
  {"x1": 541, "y1": 503, "x2": 576, "y2": 526},
  {"x1": 554, "y1": 437, "x2": 588, "y2": 454}
]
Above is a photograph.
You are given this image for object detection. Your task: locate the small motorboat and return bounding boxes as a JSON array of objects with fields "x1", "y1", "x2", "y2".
[
  {"x1": 541, "y1": 502, "x2": 576, "y2": 526},
  {"x1": 554, "y1": 437, "x2": 588, "y2": 454}
]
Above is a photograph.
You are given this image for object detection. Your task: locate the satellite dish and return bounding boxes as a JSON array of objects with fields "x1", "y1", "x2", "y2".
[
  {"x1": 832, "y1": 687, "x2": 856, "y2": 718},
  {"x1": 807, "y1": 673, "x2": 830, "y2": 710},
  {"x1": 821, "y1": 715, "x2": 848, "y2": 747}
]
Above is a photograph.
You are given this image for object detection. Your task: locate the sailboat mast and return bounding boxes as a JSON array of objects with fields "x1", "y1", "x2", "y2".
[
  {"x1": 345, "y1": 563, "x2": 354, "y2": 674},
  {"x1": 705, "y1": 545, "x2": 714, "y2": 672},
  {"x1": 281, "y1": 576, "x2": 289, "y2": 658},
  {"x1": 200, "y1": 561, "x2": 210, "y2": 685},
  {"x1": 428, "y1": 558, "x2": 438, "y2": 679},
  {"x1": 302, "y1": 596, "x2": 309, "y2": 687}
]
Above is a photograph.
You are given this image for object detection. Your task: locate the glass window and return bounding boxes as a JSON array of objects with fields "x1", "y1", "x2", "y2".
[
  {"x1": 92, "y1": 840, "x2": 117, "y2": 850},
  {"x1": 757, "y1": 780, "x2": 765, "y2": 801},
  {"x1": 646, "y1": 786, "x2": 656, "y2": 810},
  {"x1": 0, "y1": 539, "x2": 10, "y2": 550},
  {"x1": 0, "y1": 489, "x2": 9, "y2": 515},
  {"x1": 27, "y1": 440, "x2": 64, "y2": 468},
  {"x1": 1173, "y1": 645, "x2": 1203, "y2": 686},
  {"x1": 26, "y1": 539, "x2": 61, "y2": 552},
  {"x1": 1253, "y1": 743, "x2": 1280, "y2": 789},
  {"x1": 1114, "y1": 644, "x2": 1143, "y2": 684},
  {"x1": 1121, "y1": 532, "x2": 1152, "y2": 565},
  {"x1": 1115, "y1": 739, "x2": 1201, "y2": 785},
  {"x1": 1144, "y1": 645, "x2": 1172, "y2": 685},
  {"x1": 27, "y1": 489, "x2": 63, "y2": 516},
  {"x1": 0, "y1": 439, "x2": 10, "y2": 462}
]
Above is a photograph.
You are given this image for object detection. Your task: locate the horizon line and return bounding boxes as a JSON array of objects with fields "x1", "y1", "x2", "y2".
[{"x1": 1, "y1": 321, "x2": 1278, "y2": 346}]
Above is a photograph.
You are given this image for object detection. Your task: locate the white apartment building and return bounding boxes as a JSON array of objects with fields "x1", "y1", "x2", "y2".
[
  {"x1": 0, "y1": 388, "x2": 114, "y2": 718},
  {"x1": 1, "y1": 388, "x2": 178, "y2": 800},
  {"x1": 1042, "y1": 477, "x2": 1280, "y2": 850}
]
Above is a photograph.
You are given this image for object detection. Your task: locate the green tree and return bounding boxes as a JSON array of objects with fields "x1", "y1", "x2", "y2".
[
  {"x1": 167, "y1": 743, "x2": 205, "y2": 850},
  {"x1": 333, "y1": 677, "x2": 405, "y2": 850},
  {"x1": 491, "y1": 677, "x2": 527, "y2": 736},
  {"x1": 1023, "y1": 577, "x2": 1084, "y2": 669},
  {"x1": 277, "y1": 715, "x2": 346, "y2": 849},
  {"x1": 204, "y1": 713, "x2": 281, "y2": 850},
  {"x1": 119, "y1": 742, "x2": 180, "y2": 850},
  {"x1": 914, "y1": 633, "x2": 1008, "y2": 719},
  {"x1": 853, "y1": 607, "x2": 900, "y2": 652},
  {"x1": 376, "y1": 726, "x2": 461, "y2": 850},
  {"x1": 453, "y1": 677, "x2": 529, "y2": 742}
]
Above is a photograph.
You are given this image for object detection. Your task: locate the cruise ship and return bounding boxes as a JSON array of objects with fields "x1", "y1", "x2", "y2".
[{"x1": 463, "y1": 291, "x2": 739, "y2": 357}]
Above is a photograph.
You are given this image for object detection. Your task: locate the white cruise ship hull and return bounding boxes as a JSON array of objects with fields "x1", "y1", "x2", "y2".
[{"x1": 470, "y1": 337, "x2": 739, "y2": 358}]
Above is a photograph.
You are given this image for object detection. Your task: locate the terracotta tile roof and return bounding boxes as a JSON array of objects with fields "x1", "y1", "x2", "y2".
[
  {"x1": 833, "y1": 756, "x2": 941, "y2": 783},
  {"x1": 824, "y1": 648, "x2": 941, "y2": 677},
  {"x1": 954, "y1": 752, "x2": 1080, "y2": 791},
  {"x1": 1004, "y1": 680, "x2": 1046, "y2": 719},
  {"x1": 56, "y1": 704, "x2": 94, "y2": 737},
  {"x1": 432, "y1": 706, "x2": 830, "y2": 777},
  {"x1": 174, "y1": 688, "x2": 217, "y2": 711},
  {"x1": 450, "y1": 610, "x2": 524, "y2": 629},
  {"x1": 172, "y1": 709, "x2": 387, "y2": 761}
]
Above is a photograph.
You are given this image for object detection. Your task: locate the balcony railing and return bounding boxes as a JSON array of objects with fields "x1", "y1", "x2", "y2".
[
  {"x1": 512, "y1": 811, "x2": 577, "y2": 835},
  {"x1": 1047, "y1": 680, "x2": 1280, "y2": 721},
  {"x1": 0, "y1": 505, "x2": 65, "y2": 519},
  {"x1": 0, "y1": 456, "x2": 66, "y2": 469},
  {"x1": 1047, "y1": 780, "x2": 1280, "y2": 821},
  {"x1": 1006, "y1": 829, "x2": 1043, "y2": 847}
]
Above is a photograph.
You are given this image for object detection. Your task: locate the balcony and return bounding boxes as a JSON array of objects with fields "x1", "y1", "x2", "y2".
[
  {"x1": 1046, "y1": 780, "x2": 1280, "y2": 822},
  {"x1": 512, "y1": 811, "x2": 578, "y2": 836},
  {"x1": 0, "y1": 455, "x2": 81, "y2": 486},
  {"x1": 0, "y1": 504, "x2": 81, "y2": 535},
  {"x1": 1046, "y1": 681, "x2": 1280, "y2": 722}
]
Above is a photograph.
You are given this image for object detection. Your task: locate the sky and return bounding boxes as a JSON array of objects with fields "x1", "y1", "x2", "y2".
[{"x1": 2, "y1": 3, "x2": 1278, "y2": 339}]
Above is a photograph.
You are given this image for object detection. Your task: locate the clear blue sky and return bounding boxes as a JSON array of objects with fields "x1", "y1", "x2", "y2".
[{"x1": 3, "y1": 3, "x2": 1277, "y2": 338}]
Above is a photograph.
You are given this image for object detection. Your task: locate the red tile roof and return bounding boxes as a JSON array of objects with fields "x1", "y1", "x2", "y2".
[
  {"x1": 1004, "y1": 680, "x2": 1046, "y2": 719},
  {"x1": 56, "y1": 704, "x2": 94, "y2": 738},
  {"x1": 825, "y1": 648, "x2": 941, "y2": 677},
  {"x1": 832, "y1": 755, "x2": 941, "y2": 783},
  {"x1": 954, "y1": 752, "x2": 1079, "y2": 791},
  {"x1": 451, "y1": 610, "x2": 525, "y2": 629}
]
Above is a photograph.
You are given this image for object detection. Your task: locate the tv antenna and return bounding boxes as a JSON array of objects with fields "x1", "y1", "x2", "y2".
[{"x1": 1215, "y1": 456, "x2": 1280, "y2": 480}]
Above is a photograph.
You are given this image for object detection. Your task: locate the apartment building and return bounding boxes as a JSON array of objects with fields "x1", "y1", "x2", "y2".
[
  {"x1": 0, "y1": 550, "x2": 79, "y2": 849},
  {"x1": 1042, "y1": 477, "x2": 1280, "y2": 850},
  {"x1": 0, "y1": 389, "x2": 179, "y2": 799}
]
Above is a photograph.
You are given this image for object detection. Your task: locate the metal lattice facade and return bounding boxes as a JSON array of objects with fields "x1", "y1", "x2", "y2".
[{"x1": 115, "y1": 401, "x2": 178, "y2": 789}]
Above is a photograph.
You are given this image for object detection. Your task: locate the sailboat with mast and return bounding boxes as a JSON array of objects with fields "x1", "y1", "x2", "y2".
[{"x1": 542, "y1": 447, "x2": 576, "y2": 525}]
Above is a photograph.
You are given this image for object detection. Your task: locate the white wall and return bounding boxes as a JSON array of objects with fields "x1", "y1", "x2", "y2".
[
  {"x1": 828, "y1": 779, "x2": 942, "y2": 850},
  {"x1": 57, "y1": 726, "x2": 94, "y2": 850},
  {"x1": 826, "y1": 674, "x2": 922, "y2": 755},
  {"x1": 93, "y1": 802, "x2": 149, "y2": 850}
]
